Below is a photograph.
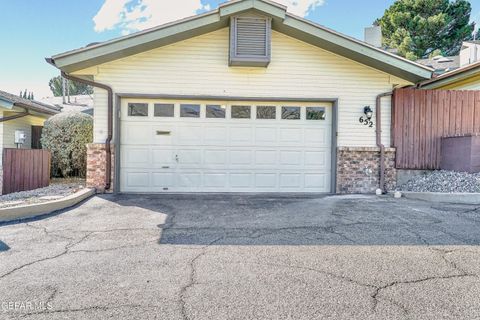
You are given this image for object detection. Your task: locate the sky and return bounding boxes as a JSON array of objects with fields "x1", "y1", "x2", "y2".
[{"x1": 1, "y1": 0, "x2": 480, "y2": 99}]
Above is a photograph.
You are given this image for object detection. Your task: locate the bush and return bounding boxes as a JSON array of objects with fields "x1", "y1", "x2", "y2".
[{"x1": 41, "y1": 112, "x2": 93, "y2": 178}]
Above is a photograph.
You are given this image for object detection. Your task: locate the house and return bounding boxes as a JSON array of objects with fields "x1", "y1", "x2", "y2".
[
  {"x1": 460, "y1": 41, "x2": 480, "y2": 67},
  {"x1": 40, "y1": 95, "x2": 94, "y2": 115},
  {"x1": 0, "y1": 90, "x2": 60, "y2": 194},
  {"x1": 47, "y1": 0, "x2": 433, "y2": 194},
  {"x1": 417, "y1": 55, "x2": 459, "y2": 75},
  {"x1": 419, "y1": 60, "x2": 480, "y2": 90}
]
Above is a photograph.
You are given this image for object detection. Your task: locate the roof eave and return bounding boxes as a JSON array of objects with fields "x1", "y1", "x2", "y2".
[
  {"x1": 49, "y1": 0, "x2": 432, "y2": 82},
  {"x1": 420, "y1": 64, "x2": 480, "y2": 89}
]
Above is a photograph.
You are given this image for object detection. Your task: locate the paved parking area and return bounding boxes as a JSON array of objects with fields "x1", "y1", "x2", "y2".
[{"x1": 0, "y1": 194, "x2": 480, "y2": 319}]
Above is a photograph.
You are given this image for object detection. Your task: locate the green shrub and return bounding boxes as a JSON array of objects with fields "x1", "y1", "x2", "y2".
[{"x1": 41, "y1": 112, "x2": 93, "y2": 178}]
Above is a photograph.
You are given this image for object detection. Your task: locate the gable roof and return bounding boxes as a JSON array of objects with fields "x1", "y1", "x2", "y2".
[
  {"x1": 419, "y1": 60, "x2": 480, "y2": 89},
  {"x1": 0, "y1": 90, "x2": 60, "y2": 115},
  {"x1": 48, "y1": 0, "x2": 432, "y2": 83}
]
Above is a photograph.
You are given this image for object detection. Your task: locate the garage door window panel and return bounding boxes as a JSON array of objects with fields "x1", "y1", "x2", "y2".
[
  {"x1": 281, "y1": 107, "x2": 300, "y2": 120},
  {"x1": 206, "y1": 105, "x2": 226, "y2": 118},
  {"x1": 306, "y1": 107, "x2": 326, "y2": 120},
  {"x1": 154, "y1": 104, "x2": 175, "y2": 117},
  {"x1": 256, "y1": 106, "x2": 276, "y2": 119},
  {"x1": 128, "y1": 103, "x2": 148, "y2": 117},
  {"x1": 180, "y1": 104, "x2": 200, "y2": 118},
  {"x1": 231, "y1": 105, "x2": 251, "y2": 119}
]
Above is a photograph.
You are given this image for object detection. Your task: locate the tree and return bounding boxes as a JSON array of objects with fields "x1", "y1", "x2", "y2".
[
  {"x1": 376, "y1": 0, "x2": 475, "y2": 60},
  {"x1": 48, "y1": 75, "x2": 94, "y2": 97},
  {"x1": 40, "y1": 112, "x2": 93, "y2": 177}
]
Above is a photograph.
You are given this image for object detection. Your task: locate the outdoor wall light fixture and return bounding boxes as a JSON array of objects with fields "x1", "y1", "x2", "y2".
[{"x1": 359, "y1": 106, "x2": 374, "y2": 127}]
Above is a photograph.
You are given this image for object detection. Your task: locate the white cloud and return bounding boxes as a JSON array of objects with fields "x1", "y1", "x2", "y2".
[
  {"x1": 93, "y1": 0, "x2": 325, "y2": 34},
  {"x1": 275, "y1": 0, "x2": 325, "y2": 17},
  {"x1": 93, "y1": 0, "x2": 210, "y2": 34}
]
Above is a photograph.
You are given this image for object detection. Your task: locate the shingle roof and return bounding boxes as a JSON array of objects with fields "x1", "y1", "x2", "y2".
[
  {"x1": 0, "y1": 90, "x2": 60, "y2": 115},
  {"x1": 419, "y1": 59, "x2": 480, "y2": 89},
  {"x1": 40, "y1": 95, "x2": 93, "y2": 115},
  {"x1": 416, "y1": 56, "x2": 459, "y2": 74}
]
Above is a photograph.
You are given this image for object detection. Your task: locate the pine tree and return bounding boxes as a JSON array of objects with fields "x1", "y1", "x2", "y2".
[{"x1": 376, "y1": 0, "x2": 475, "y2": 60}]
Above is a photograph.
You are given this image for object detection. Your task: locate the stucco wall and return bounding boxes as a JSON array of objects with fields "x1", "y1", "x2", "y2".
[{"x1": 74, "y1": 28, "x2": 412, "y2": 148}]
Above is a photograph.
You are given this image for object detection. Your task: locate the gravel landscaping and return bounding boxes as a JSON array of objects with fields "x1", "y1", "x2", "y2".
[
  {"x1": 398, "y1": 170, "x2": 480, "y2": 193},
  {"x1": 0, "y1": 179, "x2": 85, "y2": 208}
]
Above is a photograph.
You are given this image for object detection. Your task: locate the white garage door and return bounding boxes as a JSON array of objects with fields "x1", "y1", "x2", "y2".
[{"x1": 120, "y1": 99, "x2": 332, "y2": 193}]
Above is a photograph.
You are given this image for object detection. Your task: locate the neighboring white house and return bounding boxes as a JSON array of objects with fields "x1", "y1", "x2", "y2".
[
  {"x1": 48, "y1": 0, "x2": 433, "y2": 194},
  {"x1": 460, "y1": 41, "x2": 480, "y2": 67},
  {"x1": 41, "y1": 95, "x2": 93, "y2": 115},
  {"x1": 0, "y1": 90, "x2": 60, "y2": 193}
]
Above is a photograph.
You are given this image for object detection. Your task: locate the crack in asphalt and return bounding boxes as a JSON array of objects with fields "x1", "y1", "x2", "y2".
[
  {"x1": 370, "y1": 273, "x2": 476, "y2": 313},
  {"x1": 46, "y1": 286, "x2": 58, "y2": 306},
  {"x1": 0, "y1": 226, "x2": 163, "y2": 281},
  {"x1": 249, "y1": 261, "x2": 376, "y2": 289},
  {"x1": 178, "y1": 237, "x2": 223, "y2": 320},
  {"x1": 0, "y1": 231, "x2": 94, "y2": 281}
]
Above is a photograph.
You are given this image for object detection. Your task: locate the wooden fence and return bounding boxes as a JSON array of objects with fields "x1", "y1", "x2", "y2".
[
  {"x1": 2, "y1": 149, "x2": 51, "y2": 195},
  {"x1": 392, "y1": 88, "x2": 480, "y2": 169}
]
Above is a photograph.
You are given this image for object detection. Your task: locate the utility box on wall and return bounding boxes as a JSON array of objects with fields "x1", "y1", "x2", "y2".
[{"x1": 441, "y1": 134, "x2": 480, "y2": 173}]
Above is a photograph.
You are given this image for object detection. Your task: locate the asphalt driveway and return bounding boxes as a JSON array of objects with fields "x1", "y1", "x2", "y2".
[{"x1": 1, "y1": 194, "x2": 480, "y2": 319}]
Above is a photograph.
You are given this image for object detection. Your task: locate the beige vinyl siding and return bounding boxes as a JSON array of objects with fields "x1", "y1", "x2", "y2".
[
  {"x1": 437, "y1": 76, "x2": 480, "y2": 90},
  {"x1": 451, "y1": 79, "x2": 480, "y2": 90},
  {"x1": 85, "y1": 28, "x2": 411, "y2": 147},
  {"x1": 1, "y1": 113, "x2": 45, "y2": 151}
]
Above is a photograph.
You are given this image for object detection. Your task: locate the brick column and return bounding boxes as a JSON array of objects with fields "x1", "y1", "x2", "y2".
[
  {"x1": 336, "y1": 147, "x2": 396, "y2": 194},
  {"x1": 86, "y1": 143, "x2": 115, "y2": 193}
]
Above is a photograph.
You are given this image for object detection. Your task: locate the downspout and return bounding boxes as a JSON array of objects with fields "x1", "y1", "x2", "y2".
[
  {"x1": 376, "y1": 91, "x2": 393, "y2": 193},
  {"x1": 60, "y1": 71, "x2": 113, "y2": 191}
]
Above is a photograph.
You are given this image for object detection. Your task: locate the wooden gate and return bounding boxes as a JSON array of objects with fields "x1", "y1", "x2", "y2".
[
  {"x1": 392, "y1": 88, "x2": 480, "y2": 169},
  {"x1": 2, "y1": 149, "x2": 51, "y2": 195}
]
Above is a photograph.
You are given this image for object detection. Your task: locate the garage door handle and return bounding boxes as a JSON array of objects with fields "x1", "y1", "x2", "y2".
[
  {"x1": 175, "y1": 155, "x2": 179, "y2": 162},
  {"x1": 162, "y1": 166, "x2": 170, "y2": 169},
  {"x1": 156, "y1": 130, "x2": 171, "y2": 135}
]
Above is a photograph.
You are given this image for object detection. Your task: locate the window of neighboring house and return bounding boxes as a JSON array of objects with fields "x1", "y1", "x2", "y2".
[
  {"x1": 231, "y1": 105, "x2": 251, "y2": 119},
  {"x1": 180, "y1": 104, "x2": 200, "y2": 118},
  {"x1": 306, "y1": 107, "x2": 326, "y2": 120},
  {"x1": 256, "y1": 106, "x2": 276, "y2": 119},
  {"x1": 154, "y1": 104, "x2": 174, "y2": 117},
  {"x1": 128, "y1": 103, "x2": 148, "y2": 116},
  {"x1": 206, "y1": 105, "x2": 226, "y2": 118},
  {"x1": 281, "y1": 107, "x2": 301, "y2": 120}
]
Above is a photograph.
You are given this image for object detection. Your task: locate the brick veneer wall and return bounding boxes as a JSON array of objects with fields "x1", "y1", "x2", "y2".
[
  {"x1": 86, "y1": 143, "x2": 114, "y2": 193},
  {"x1": 336, "y1": 147, "x2": 396, "y2": 194},
  {"x1": 0, "y1": 168, "x2": 3, "y2": 195}
]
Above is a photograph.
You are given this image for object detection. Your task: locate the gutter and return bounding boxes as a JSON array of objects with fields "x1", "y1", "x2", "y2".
[
  {"x1": 45, "y1": 58, "x2": 113, "y2": 191},
  {"x1": 376, "y1": 91, "x2": 393, "y2": 193},
  {"x1": 0, "y1": 111, "x2": 29, "y2": 122}
]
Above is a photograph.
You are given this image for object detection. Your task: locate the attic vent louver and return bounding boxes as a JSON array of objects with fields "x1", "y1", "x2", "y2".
[{"x1": 230, "y1": 15, "x2": 271, "y2": 67}]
